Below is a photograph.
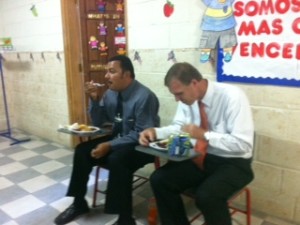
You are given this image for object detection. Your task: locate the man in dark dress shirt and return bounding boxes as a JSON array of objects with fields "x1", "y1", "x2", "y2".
[{"x1": 54, "y1": 55, "x2": 160, "y2": 225}]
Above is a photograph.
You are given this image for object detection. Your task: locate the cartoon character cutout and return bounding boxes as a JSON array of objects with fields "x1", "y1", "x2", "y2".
[
  {"x1": 89, "y1": 36, "x2": 99, "y2": 49},
  {"x1": 115, "y1": 23, "x2": 125, "y2": 36},
  {"x1": 116, "y1": 0, "x2": 124, "y2": 12},
  {"x1": 117, "y1": 47, "x2": 126, "y2": 55},
  {"x1": 97, "y1": 21, "x2": 107, "y2": 36},
  {"x1": 97, "y1": 0, "x2": 106, "y2": 13},
  {"x1": 99, "y1": 42, "x2": 108, "y2": 56},
  {"x1": 199, "y1": 0, "x2": 237, "y2": 63}
]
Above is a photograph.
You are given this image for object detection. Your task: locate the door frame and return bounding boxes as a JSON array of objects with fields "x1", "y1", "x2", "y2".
[{"x1": 61, "y1": 0, "x2": 86, "y2": 145}]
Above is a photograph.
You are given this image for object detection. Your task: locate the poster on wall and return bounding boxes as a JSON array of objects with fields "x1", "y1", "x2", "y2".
[{"x1": 216, "y1": 0, "x2": 300, "y2": 87}]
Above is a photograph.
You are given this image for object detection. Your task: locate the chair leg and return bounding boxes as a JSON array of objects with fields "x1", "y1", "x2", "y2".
[
  {"x1": 245, "y1": 188, "x2": 251, "y2": 225},
  {"x1": 154, "y1": 157, "x2": 160, "y2": 169},
  {"x1": 92, "y1": 166, "x2": 101, "y2": 208},
  {"x1": 186, "y1": 187, "x2": 251, "y2": 225}
]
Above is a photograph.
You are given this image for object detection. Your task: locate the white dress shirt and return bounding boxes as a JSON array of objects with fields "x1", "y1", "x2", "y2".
[{"x1": 155, "y1": 80, "x2": 254, "y2": 159}]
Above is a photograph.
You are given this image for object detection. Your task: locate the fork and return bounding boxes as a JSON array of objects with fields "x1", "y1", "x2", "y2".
[{"x1": 93, "y1": 83, "x2": 105, "y2": 87}]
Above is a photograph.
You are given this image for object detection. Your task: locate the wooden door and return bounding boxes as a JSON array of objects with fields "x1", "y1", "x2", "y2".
[
  {"x1": 60, "y1": 0, "x2": 126, "y2": 146},
  {"x1": 79, "y1": 0, "x2": 126, "y2": 123}
]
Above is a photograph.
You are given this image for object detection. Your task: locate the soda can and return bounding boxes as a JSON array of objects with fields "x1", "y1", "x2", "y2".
[
  {"x1": 168, "y1": 134, "x2": 180, "y2": 156},
  {"x1": 179, "y1": 133, "x2": 191, "y2": 156}
]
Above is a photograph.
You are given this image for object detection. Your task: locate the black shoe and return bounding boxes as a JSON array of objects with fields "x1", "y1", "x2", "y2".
[
  {"x1": 54, "y1": 204, "x2": 89, "y2": 225},
  {"x1": 111, "y1": 218, "x2": 136, "y2": 225}
]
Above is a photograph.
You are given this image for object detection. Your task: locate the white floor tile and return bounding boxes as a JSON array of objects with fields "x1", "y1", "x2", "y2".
[
  {"x1": 18, "y1": 175, "x2": 57, "y2": 193},
  {"x1": 20, "y1": 140, "x2": 48, "y2": 149},
  {"x1": 50, "y1": 197, "x2": 73, "y2": 211},
  {"x1": 0, "y1": 195, "x2": 46, "y2": 218},
  {"x1": 32, "y1": 160, "x2": 65, "y2": 174},
  {"x1": 0, "y1": 177, "x2": 14, "y2": 190},
  {"x1": 0, "y1": 162, "x2": 27, "y2": 176},
  {"x1": 42, "y1": 149, "x2": 72, "y2": 159},
  {"x1": 8, "y1": 150, "x2": 38, "y2": 161}
]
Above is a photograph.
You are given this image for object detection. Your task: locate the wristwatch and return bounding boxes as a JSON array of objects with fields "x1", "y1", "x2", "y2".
[{"x1": 203, "y1": 131, "x2": 210, "y2": 141}]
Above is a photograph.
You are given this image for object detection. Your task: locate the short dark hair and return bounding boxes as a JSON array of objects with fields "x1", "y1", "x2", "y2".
[
  {"x1": 108, "y1": 55, "x2": 135, "y2": 79},
  {"x1": 164, "y1": 62, "x2": 203, "y2": 86}
]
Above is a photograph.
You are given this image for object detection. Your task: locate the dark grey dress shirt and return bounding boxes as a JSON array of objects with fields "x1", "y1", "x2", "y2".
[{"x1": 88, "y1": 80, "x2": 160, "y2": 150}]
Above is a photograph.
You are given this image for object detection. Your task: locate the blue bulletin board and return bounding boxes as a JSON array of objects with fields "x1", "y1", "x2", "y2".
[
  {"x1": 214, "y1": 0, "x2": 300, "y2": 88},
  {"x1": 217, "y1": 47, "x2": 300, "y2": 87}
]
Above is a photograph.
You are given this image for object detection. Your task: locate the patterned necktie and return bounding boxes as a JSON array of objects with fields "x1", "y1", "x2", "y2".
[
  {"x1": 193, "y1": 101, "x2": 209, "y2": 169},
  {"x1": 112, "y1": 92, "x2": 123, "y2": 137}
]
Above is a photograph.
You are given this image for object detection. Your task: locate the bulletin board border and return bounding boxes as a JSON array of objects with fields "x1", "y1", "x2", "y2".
[{"x1": 216, "y1": 48, "x2": 300, "y2": 88}]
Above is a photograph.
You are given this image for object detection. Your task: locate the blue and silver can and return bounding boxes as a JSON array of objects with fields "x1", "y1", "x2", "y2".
[
  {"x1": 168, "y1": 134, "x2": 180, "y2": 156},
  {"x1": 179, "y1": 133, "x2": 191, "y2": 156}
]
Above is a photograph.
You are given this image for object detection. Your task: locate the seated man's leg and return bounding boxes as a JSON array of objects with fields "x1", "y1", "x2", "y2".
[
  {"x1": 150, "y1": 160, "x2": 204, "y2": 225},
  {"x1": 104, "y1": 144, "x2": 154, "y2": 225},
  {"x1": 54, "y1": 135, "x2": 111, "y2": 225},
  {"x1": 194, "y1": 154, "x2": 254, "y2": 225}
]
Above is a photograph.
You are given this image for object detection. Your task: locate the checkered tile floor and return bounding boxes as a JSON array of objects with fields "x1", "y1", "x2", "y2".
[{"x1": 0, "y1": 130, "x2": 297, "y2": 225}]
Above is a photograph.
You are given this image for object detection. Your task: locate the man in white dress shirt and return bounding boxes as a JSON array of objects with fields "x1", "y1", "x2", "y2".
[{"x1": 139, "y1": 62, "x2": 254, "y2": 225}]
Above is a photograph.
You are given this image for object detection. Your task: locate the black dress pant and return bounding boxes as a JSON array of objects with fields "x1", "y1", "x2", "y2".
[
  {"x1": 66, "y1": 136, "x2": 154, "y2": 217},
  {"x1": 150, "y1": 154, "x2": 254, "y2": 225}
]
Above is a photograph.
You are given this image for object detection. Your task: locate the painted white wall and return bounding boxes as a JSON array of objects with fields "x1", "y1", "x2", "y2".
[
  {"x1": 128, "y1": 0, "x2": 204, "y2": 49},
  {"x1": 0, "y1": 0, "x2": 63, "y2": 51}
]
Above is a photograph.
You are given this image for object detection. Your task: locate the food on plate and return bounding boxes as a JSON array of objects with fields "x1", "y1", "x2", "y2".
[
  {"x1": 69, "y1": 123, "x2": 97, "y2": 131},
  {"x1": 156, "y1": 139, "x2": 169, "y2": 149},
  {"x1": 78, "y1": 124, "x2": 95, "y2": 131}
]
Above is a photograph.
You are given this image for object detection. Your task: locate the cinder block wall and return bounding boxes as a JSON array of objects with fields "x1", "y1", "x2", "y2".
[{"x1": 1, "y1": 52, "x2": 71, "y2": 146}]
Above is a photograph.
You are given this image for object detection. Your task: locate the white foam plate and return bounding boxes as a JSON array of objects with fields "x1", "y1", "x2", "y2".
[
  {"x1": 149, "y1": 140, "x2": 168, "y2": 151},
  {"x1": 69, "y1": 126, "x2": 100, "y2": 134}
]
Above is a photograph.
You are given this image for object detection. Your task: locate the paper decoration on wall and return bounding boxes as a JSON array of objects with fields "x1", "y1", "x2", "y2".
[
  {"x1": 97, "y1": 0, "x2": 106, "y2": 13},
  {"x1": 0, "y1": 37, "x2": 13, "y2": 51},
  {"x1": 30, "y1": 53, "x2": 34, "y2": 61},
  {"x1": 89, "y1": 36, "x2": 99, "y2": 49},
  {"x1": 114, "y1": 36, "x2": 126, "y2": 46},
  {"x1": 199, "y1": 0, "x2": 237, "y2": 63},
  {"x1": 116, "y1": 0, "x2": 124, "y2": 12},
  {"x1": 56, "y1": 52, "x2": 62, "y2": 62},
  {"x1": 41, "y1": 52, "x2": 46, "y2": 61},
  {"x1": 30, "y1": 5, "x2": 38, "y2": 17},
  {"x1": 99, "y1": 42, "x2": 108, "y2": 56},
  {"x1": 133, "y1": 51, "x2": 142, "y2": 64},
  {"x1": 117, "y1": 47, "x2": 126, "y2": 55},
  {"x1": 97, "y1": 21, "x2": 107, "y2": 36},
  {"x1": 115, "y1": 22, "x2": 126, "y2": 48},
  {"x1": 163, "y1": 0, "x2": 174, "y2": 17},
  {"x1": 115, "y1": 23, "x2": 125, "y2": 36},
  {"x1": 167, "y1": 50, "x2": 177, "y2": 63}
]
